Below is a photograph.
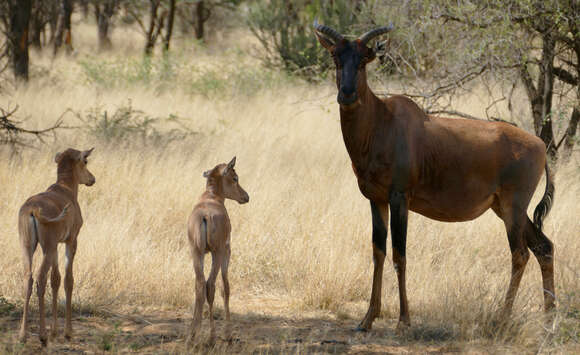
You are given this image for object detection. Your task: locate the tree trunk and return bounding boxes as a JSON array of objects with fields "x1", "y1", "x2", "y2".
[
  {"x1": 144, "y1": 0, "x2": 161, "y2": 56},
  {"x1": 8, "y1": 0, "x2": 32, "y2": 81},
  {"x1": 96, "y1": 1, "x2": 116, "y2": 51},
  {"x1": 520, "y1": 30, "x2": 557, "y2": 161},
  {"x1": 30, "y1": 5, "x2": 44, "y2": 49},
  {"x1": 53, "y1": 0, "x2": 74, "y2": 55},
  {"x1": 164, "y1": 0, "x2": 176, "y2": 51},
  {"x1": 563, "y1": 106, "x2": 579, "y2": 156},
  {"x1": 194, "y1": 1, "x2": 206, "y2": 40}
]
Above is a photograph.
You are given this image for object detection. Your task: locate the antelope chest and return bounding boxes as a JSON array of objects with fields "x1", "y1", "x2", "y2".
[{"x1": 352, "y1": 161, "x2": 393, "y2": 201}]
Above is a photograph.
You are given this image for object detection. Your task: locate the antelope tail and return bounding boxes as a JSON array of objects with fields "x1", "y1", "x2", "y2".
[
  {"x1": 31, "y1": 203, "x2": 70, "y2": 224},
  {"x1": 201, "y1": 215, "x2": 213, "y2": 250},
  {"x1": 533, "y1": 162, "x2": 555, "y2": 231}
]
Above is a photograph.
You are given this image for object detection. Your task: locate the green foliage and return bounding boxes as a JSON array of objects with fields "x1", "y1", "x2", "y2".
[
  {"x1": 247, "y1": 0, "x2": 364, "y2": 78},
  {"x1": 71, "y1": 100, "x2": 195, "y2": 146},
  {"x1": 0, "y1": 296, "x2": 16, "y2": 316},
  {"x1": 78, "y1": 51, "x2": 292, "y2": 97}
]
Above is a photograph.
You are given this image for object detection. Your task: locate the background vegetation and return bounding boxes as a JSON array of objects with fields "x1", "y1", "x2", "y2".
[{"x1": 0, "y1": 0, "x2": 578, "y2": 353}]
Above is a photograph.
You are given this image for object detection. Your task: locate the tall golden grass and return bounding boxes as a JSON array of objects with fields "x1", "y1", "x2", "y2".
[{"x1": 0, "y1": 22, "x2": 578, "y2": 351}]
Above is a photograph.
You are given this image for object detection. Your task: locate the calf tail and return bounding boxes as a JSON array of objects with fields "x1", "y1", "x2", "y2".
[{"x1": 533, "y1": 162, "x2": 555, "y2": 232}]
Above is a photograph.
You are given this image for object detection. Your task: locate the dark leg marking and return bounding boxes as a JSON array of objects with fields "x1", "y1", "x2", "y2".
[{"x1": 371, "y1": 200, "x2": 388, "y2": 254}]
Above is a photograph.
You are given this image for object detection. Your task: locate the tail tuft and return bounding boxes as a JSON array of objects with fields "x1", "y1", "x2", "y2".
[{"x1": 533, "y1": 162, "x2": 554, "y2": 231}]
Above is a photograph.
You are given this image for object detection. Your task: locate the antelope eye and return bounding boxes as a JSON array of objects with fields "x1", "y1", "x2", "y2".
[{"x1": 233, "y1": 176, "x2": 238, "y2": 183}]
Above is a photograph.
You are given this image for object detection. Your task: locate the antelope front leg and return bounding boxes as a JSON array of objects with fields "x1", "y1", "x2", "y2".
[
  {"x1": 357, "y1": 201, "x2": 388, "y2": 331},
  {"x1": 64, "y1": 241, "x2": 77, "y2": 340},
  {"x1": 390, "y1": 191, "x2": 410, "y2": 329}
]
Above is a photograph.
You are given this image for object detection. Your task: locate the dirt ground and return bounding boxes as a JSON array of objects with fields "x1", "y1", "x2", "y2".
[{"x1": 0, "y1": 295, "x2": 536, "y2": 355}]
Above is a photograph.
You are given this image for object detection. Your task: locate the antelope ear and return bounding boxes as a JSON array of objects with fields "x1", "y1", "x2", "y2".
[
  {"x1": 314, "y1": 31, "x2": 335, "y2": 51},
  {"x1": 223, "y1": 156, "x2": 236, "y2": 175},
  {"x1": 81, "y1": 147, "x2": 94, "y2": 160},
  {"x1": 203, "y1": 170, "x2": 211, "y2": 178},
  {"x1": 54, "y1": 152, "x2": 63, "y2": 163}
]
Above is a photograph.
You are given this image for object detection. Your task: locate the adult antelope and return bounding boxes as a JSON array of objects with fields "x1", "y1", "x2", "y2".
[
  {"x1": 187, "y1": 157, "x2": 249, "y2": 345},
  {"x1": 18, "y1": 148, "x2": 95, "y2": 345},
  {"x1": 313, "y1": 21, "x2": 555, "y2": 331}
]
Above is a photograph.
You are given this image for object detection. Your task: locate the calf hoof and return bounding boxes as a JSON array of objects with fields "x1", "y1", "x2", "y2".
[
  {"x1": 186, "y1": 334, "x2": 196, "y2": 348},
  {"x1": 396, "y1": 320, "x2": 410, "y2": 334},
  {"x1": 64, "y1": 331, "x2": 72, "y2": 341},
  {"x1": 18, "y1": 332, "x2": 27, "y2": 344}
]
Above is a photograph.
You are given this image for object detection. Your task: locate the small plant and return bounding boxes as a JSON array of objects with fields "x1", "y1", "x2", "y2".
[
  {"x1": 71, "y1": 100, "x2": 195, "y2": 147},
  {"x1": 0, "y1": 296, "x2": 16, "y2": 316}
]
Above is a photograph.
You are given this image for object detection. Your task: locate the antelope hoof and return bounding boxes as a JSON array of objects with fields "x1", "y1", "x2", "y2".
[
  {"x1": 64, "y1": 330, "x2": 72, "y2": 341},
  {"x1": 40, "y1": 335, "x2": 48, "y2": 347},
  {"x1": 355, "y1": 322, "x2": 371, "y2": 332}
]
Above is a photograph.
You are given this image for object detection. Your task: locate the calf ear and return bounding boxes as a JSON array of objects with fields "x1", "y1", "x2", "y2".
[
  {"x1": 223, "y1": 156, "x2": 236, "y2": 175},
  {"x1": 54, "y1": 152, "x2": 63, "y2": 163},
  {"x1": 203, "y1": 170, "x2": 211, "y2": 178},
  {"x1": 82, "y1": 147, "x2": 94, "y2": 159}
]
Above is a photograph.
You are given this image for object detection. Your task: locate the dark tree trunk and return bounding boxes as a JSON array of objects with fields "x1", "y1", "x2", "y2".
[
  {"x1": 30, "y1": 5, "x2": 44, "y2": 49},
  {"x1": 144, "y1": 0, "x2": 165, "y2": 56},
  {"x1": 563, "y1": 106, "x2": 579, "y2": 154},
  {"x1": 194, "y1": 1, "x2": 209, "y2": 40},
  {"x1": 95, "y1": 0, "x2": 116, "y2": 51},
  {"x1": 8, "y1": 0, "x2": 32, "y2": 81},
  {"x1": 80, "y1": 0, "x2": 90, "y2": 18},
  {"x1": 520, "y1": 31, "x2": 557, "y2": 161},
  {"x1": 163, "y1": 0, "x2": 176, "y2": 51},
  {"x1": 53, "y1": 0, "x2": 74, "y2": 55}
]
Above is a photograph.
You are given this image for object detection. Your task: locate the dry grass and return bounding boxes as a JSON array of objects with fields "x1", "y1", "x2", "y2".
[{"x1": 0, "y1": 21, "x2": 579, "y2": 353}]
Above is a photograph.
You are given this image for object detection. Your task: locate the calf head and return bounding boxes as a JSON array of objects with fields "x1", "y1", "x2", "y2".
[
  {"x1": 203, "y1": 157, "x2": 249, "y2": 204},
  {"x1": 55, "y1": 148, "x2": 96, "y2": 186}
]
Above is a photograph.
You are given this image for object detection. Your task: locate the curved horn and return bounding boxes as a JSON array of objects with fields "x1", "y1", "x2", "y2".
[
  {"x1": 313, "y1": 18, "x2": 344, "y2": 43},
  {"x1": 359, "y1": 23, "x2": 394, "y2": 46}
]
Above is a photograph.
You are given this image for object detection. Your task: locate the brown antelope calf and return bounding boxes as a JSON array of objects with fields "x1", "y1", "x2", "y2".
[
  {"x1": 187, "y1": 157, "x2": 249, "y2": 344},
  {"x1": 18, "y1": 148, "x2": 95, "y2": 346}
]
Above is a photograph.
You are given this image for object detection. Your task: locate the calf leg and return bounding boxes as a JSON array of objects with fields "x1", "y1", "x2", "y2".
[
  {"x1": 523, "y1": 218, "x2": 555, "y2": 312},
  {"x1": 50, "y1": 255, "x2": 61, "y2": 339},
  {"x1": 64, "y1": 241, "x2": 77, "y2": 340},
  {"x1": 357, "y1": 201, "x2": 388, "y2": 331},
  {"x1": 188, "y1": 251, "x2": 205, "y2": 344},
  {"x1": 221, "y1": 247, "x2": 232, "y2": 340},
  {"x1": 206, "y1": 252, "x2": 222, "y2": 343},
  {"x1": 36, "y1": 249, "x2": 55, "y2": 346},
  {"x1": 18, "y1": 236, "x2": 37, "y2": 343}
]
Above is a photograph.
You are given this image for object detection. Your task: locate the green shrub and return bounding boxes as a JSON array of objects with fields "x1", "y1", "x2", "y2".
[
  {"x1": 71, "y1": 100, "x2": 195, "y2": 147},
  {"x1": 247, "y1": 0, "x2": 363, "y2": 79}
]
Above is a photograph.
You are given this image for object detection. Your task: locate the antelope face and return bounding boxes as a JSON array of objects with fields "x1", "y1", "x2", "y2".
[
  {"x1": 313, "y1": 21, "x2": 393, "y2": 107},
  {"x1": 333, "y1": 41, "x2": 375, "y2": 106},
  {"x1": 221, "y1": 157, "x2": 249, "y2": 204}
]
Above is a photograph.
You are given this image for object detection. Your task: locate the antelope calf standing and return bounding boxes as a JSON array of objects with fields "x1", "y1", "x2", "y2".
[
  {"x1": 187, "y1": 157, "x2": 249, "y2": 345},
  {"x1": 18, "y1": 148, "x2": 95, "y2": 346}
]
